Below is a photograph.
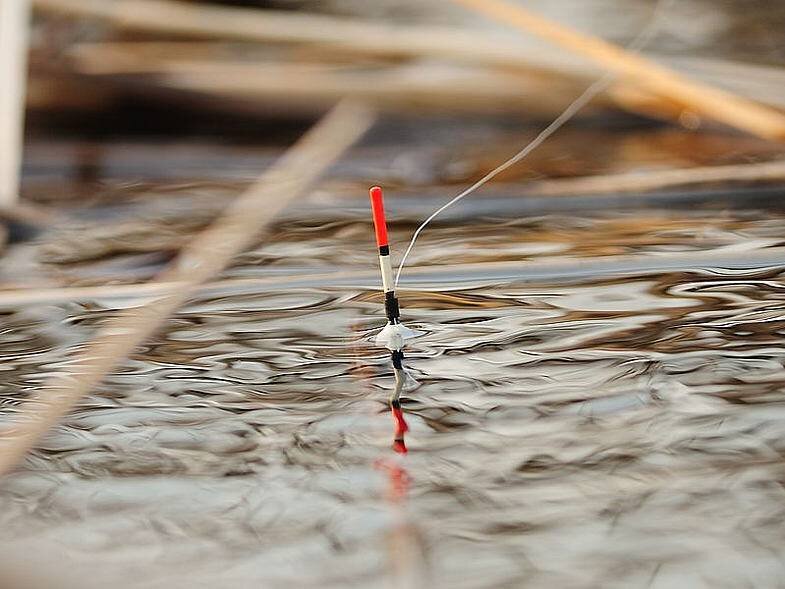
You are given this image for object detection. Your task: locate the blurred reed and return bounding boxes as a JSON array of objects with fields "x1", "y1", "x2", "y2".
[
  {"x1": 0, "y1": 0, "x2": 31, "y2": 207},
  {"x1": 0, "y1": 99, "x2": 374, "y2": 477},
  {"x1": 450, "y1": 0, "x2": 785, "y2": 140},
  {"x1": 31, "y1": 0, "x2": 785, "y2": 130}
]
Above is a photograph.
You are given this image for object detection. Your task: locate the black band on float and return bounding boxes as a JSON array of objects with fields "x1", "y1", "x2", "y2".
[
  {"x1": 384, "y1": 291, "x2": 400, "y2": 323},
  {"x1": 378, "y1": 245, "x2": 390, "y2": 256},
  {"x1": 391, "y1": 350, "x2": 404, "y2": 369}
]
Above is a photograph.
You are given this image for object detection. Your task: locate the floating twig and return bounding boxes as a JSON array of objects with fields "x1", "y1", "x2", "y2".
[{"x1": 0, "y1": 0, "x2": 31, "y2": 206}]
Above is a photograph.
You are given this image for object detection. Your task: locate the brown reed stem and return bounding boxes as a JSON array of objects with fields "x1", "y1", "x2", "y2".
[
  {"x1": 449, "y1": 0, "x2": 785, "y2": 141},
  {"x1": 0, "y1": 99, "x2": 374, "y2": 477}
]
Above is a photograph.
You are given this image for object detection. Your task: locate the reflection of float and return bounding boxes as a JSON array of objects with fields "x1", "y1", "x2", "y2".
[
  {"x1": 391, "y1": 400, "x2": 409, "y2": 456},
  {"x1": 375, "y1": 401, "x2": 427, "y2": 587},
  {"x1": 376, "y1": 439, "x2": 409, "y2": 505},
  {"x1": 375, "y1": 381, "x2": 410, "y2": 501},
  {"x1": 375, "y1": 388, "x2": 432, "y2": 589}
]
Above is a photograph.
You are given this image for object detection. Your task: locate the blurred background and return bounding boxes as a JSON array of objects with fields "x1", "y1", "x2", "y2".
[{"x1": 2, "y1": 0, "x2": 785, "y2": 587}]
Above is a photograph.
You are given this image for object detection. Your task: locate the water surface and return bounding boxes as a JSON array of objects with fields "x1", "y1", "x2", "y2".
[{"x1": 2, "y1": 186, "x2": 785, "y2": 588}]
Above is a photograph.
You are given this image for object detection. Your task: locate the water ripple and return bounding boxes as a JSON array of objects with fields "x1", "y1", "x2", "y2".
[{"x1": 3, "y1": 205, "x2": 785, "y2": 587}]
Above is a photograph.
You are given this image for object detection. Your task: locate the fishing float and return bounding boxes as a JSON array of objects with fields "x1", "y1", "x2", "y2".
[
  {"x1": 368, "y1": 185, "x2": 415, "y2": 442},
  {"x1": 369, "y1": 185, "x2": 415, "y2": 352}
]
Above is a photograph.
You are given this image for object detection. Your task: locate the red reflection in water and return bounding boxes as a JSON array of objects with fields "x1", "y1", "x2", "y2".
[
  {"x1": 377, "y1": 399, "x2": 429, "y2": 586},
  {"x1": 376, "y1": 402, "x2": 411, "y2": 503},
  {"x1": 391, "y1": 404, "x2": 409, "y2": 454}
]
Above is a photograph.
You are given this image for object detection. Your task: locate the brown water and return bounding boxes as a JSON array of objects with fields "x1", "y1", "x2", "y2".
[{"x1": 2, "y1": 178, "x2": 785, "y2": 588}]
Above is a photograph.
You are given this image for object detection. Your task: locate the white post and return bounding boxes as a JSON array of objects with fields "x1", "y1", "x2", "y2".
[{"x1": 0, "y1": 0, "x2": 31, "y2": 206}]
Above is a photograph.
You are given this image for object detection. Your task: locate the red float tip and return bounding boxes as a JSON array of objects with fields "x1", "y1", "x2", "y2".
[{"x1": 369, "y1": 185, "x2": 389, "y2": 248}]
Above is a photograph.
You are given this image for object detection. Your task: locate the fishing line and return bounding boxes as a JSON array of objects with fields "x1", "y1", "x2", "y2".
[{"x1": 393, "y1": 0, "x2": 671, "y2": 287}]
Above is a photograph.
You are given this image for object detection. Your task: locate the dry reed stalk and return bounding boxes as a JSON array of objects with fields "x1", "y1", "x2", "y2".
[
  {"x1": 33, "y1": 0, "x2": 580, "y2": 76},
  {"x1": 522, "y1": 159, "x2": 785, "y2": 196},
  {"x1": 158, "y1": 62, "x2": 589, "y2": 116},
  {"x1": 67, "y1": 41, "x2": 785, "y2": 112},
  {"x1": 39, "y1": 0, "x2": 764, "y2": 129},
  {"x1": 662, "y1": 57, "x2": 785, "y2": 111},
  {"x1": 66, "y1": 41, "x2": 785, "y2": 127},
  {"x1": 35, "y1": 0, "x2": 672, "y2": 121},
  {"x1": 0, "y1": 282, "x2": 182, "y2": 307},
  {"x1": 0, "y1": 99, "x2": 374, "y2": 477},
  {"x1": 0, "y1": 0, "x2": 31, "y2": 206},
  {"x1": 35, "y1": 0, "x2": 785, "y2": 129},
  {"x1": 449, "y1": 0, "x2": 785, "y2": 141},
  {"x1": 36, "y1": 0, "x2": 785, "y2": 130},
  {"x1": 66, "y1": 44, "x2": 592, "y2": 115},
  {"x1": 0, "y1": 200, "x2": 57, "y2": 227}
]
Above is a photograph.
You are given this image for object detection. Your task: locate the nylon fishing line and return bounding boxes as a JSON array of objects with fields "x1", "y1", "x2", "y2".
[{"x1": 393, "y1": 0, "x2": 671, "y2": 288}]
